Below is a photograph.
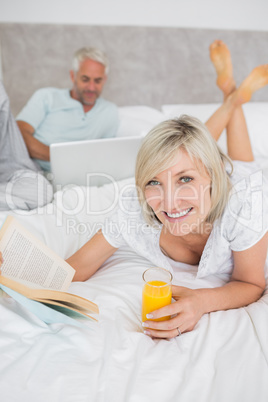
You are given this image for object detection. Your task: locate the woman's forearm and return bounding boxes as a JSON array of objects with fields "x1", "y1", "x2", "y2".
[
  {"x1": 142, "y1": 281, "x2": 265, "y2": 339},
  {"x1": 66, "y1": 231, "x2": 118, "y2": 282},
  {"x1": 196, "y1": 280, "x2": 265, "y2": 315}
]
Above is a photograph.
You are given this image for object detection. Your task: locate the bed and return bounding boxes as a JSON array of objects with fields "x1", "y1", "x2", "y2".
[{"x1": 0, "y1": 100, "x2": 268, "y2": 402}]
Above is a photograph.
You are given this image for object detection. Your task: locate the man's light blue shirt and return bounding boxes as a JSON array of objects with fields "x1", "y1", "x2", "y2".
[{"x1": 16, "y1": 88, "x2": 119, "y2": 171}]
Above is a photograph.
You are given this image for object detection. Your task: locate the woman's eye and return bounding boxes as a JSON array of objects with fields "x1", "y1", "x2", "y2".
[
  {"x1": 147, "y1": 180, "x2": 160, "y2": 186},
  {"x1": 180, "y1": 177, "x2": 192, "y2": 183}
]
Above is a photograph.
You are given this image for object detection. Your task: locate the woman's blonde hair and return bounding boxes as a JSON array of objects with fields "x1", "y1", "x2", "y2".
[{"x1": 135, "y1": 115, "x2": 233, "y2": 226}]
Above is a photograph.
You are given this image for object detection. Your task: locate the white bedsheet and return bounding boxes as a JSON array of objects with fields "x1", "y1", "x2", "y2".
[{"x1": 0, "y1": 181, "x2": 268, "y2": 402}]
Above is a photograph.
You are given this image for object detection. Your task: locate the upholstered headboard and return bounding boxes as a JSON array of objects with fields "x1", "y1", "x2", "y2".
[{"x1": 0, "y1": 23, "x2": 268, "y2": 115}]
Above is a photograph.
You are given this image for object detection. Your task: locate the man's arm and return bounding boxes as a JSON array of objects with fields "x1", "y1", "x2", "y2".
[{"x1": 17, "y1": 121, "x2": 50, "y2": 161}]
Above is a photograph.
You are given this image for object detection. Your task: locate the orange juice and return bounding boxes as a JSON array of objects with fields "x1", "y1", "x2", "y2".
[{"x1": 142, "y1": 280, "x2": 172, "y2": 322}]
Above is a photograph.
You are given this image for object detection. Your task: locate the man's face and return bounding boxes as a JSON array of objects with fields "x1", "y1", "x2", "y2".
[{"x1": 70, "y1": 58, "x2": 107, "y2": 108}]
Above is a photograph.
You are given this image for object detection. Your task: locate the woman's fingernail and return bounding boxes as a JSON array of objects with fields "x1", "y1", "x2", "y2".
[
  {"x1": 144, "y1": 330, "x2": 150, "y2": 336},
  {"x1": 142, "y1": 322, "x2": 148, "y2": 328},
  {"x1": 146, "y1": 314, "x2": 153, "y2": 319}
]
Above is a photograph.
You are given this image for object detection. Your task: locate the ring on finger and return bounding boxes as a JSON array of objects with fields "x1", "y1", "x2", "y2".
[{"x1": 177, "y1": 327, "x2": 182, "y2": 336}]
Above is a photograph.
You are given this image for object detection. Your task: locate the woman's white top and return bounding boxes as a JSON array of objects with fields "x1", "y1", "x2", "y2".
[{"x1": 103, "y1": 161, "x2": 267, "y2": 279}]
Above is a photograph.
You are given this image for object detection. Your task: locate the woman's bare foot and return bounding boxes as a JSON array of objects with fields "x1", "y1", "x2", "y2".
[
  {"x1": 235, "y1": 65, "x2": 268, "y2": 103},
  {"x1": 210, "y1": 40, "x2": 236, "y2": 95}
]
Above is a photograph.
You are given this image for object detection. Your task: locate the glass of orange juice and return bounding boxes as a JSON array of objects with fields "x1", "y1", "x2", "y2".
[{"x1": 142, "y1": 267, "x2": 173, "y2": 322}]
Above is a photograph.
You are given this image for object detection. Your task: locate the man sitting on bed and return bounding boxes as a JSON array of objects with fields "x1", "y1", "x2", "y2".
[{"x1": 16, "y1": 47, "x2": 119, "y2": 172}]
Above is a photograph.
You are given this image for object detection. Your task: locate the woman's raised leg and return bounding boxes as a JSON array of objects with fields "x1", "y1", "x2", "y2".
[{"x1": 206, "y1": 40, "x2": 256, "y2": 161}]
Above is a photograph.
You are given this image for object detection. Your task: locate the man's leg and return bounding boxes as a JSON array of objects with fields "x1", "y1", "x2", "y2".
[
  {"x1": 0, "y1": 81, "x2": 40, "y2": 179},
  {"x1": 0, "y1": 170, "x2": 53, "y2": 211},
  {"x1": 0, "y1": 81, "x2": 53, "y2": 210}
]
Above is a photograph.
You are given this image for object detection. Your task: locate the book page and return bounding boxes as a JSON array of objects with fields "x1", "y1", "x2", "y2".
[{"x1": 0, "y1": 216, "x2": 75, "y2": 292}]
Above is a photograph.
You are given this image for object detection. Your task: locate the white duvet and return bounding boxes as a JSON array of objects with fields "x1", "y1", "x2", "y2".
[{"x1": 0, "y1": 180, "x2": 268, "y2": 402}]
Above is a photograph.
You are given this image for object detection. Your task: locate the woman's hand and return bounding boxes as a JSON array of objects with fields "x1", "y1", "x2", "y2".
[{"x1": 142, "y1": 285, "x2": 205, "y2": 339}]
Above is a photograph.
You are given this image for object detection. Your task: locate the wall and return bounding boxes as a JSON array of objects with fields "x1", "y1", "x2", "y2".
[
  {"x1": 1, "y1": 23, "x2": 268, "y2": 114},
  {"x1": 0, "y1": 0, "x2": 268, "y2": 31},
  {"x1": 1, "y1": 0, "x2": 268, "y2": 111}
]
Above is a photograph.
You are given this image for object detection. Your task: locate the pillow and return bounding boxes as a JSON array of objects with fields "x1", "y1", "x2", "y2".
[
  {"x1": 116, "y1": 106, "x2": 165, "y2": 138},
  {"x1": 242, "y1": 103, "x2": 268, "y2": 163},
  {"x1": 161, "y1": 102, "x2": 268, "y2": 167},
  {"x1": 161, "y1": 103, "x2": 221, "y2": 122}
]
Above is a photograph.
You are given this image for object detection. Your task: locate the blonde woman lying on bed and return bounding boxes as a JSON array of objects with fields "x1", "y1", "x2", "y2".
[
  {"x1": 65, "y1": 41, "x2": 268, "y2": 338},
  {"x1": 65, "y1": 41, "x2": 268, "y2": 339}
]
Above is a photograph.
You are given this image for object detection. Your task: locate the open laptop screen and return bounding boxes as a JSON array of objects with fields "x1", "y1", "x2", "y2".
[{"x1": 50, "y1": 136, "x2": 143, "y2": 187}]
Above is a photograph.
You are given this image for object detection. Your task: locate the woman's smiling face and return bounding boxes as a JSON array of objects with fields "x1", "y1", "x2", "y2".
[{"x1": 144, "y1": 149, "x2": 212, "y2": 236}]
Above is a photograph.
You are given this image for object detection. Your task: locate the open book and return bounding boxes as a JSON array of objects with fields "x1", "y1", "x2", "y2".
[{"x1": 0, "y1": 216, "x2": 99, "y2": 325}]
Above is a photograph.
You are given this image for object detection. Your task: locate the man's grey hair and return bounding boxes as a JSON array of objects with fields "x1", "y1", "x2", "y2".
[{"x1": 72, "y1": 47, "x2": 109, "y2": 74}]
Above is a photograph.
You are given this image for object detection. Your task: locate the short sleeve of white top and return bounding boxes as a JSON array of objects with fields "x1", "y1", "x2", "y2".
[{"x1": 102, "y1": 161, "x2": 268, "y2": 279}]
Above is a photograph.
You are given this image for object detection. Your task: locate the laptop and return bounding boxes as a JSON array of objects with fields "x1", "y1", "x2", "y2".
[{"x1": 50, "y1": 136, "x2": 143, "y2": 187}]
